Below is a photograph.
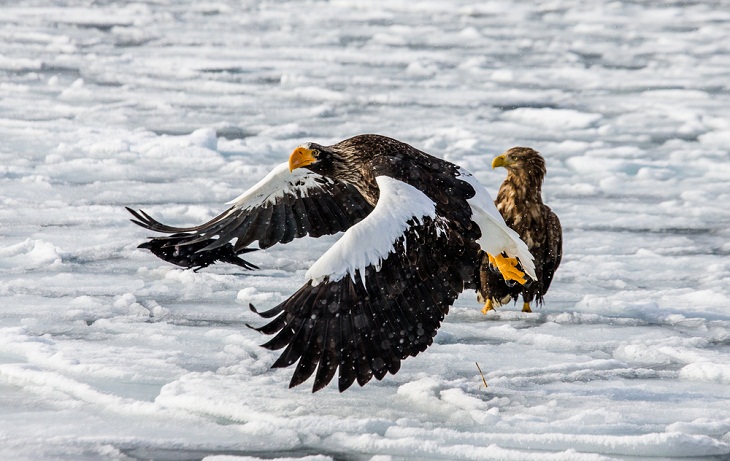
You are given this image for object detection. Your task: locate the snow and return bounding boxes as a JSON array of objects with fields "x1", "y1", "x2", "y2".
[{"x1": 1, "y1": 0, "x2": 729, "y2": 460}]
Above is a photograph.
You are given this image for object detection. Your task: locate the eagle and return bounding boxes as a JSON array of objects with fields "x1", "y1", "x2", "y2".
[
  {"x1": 477, "y1": 147, "x2": 562, "y2": 314},
  {"x1": 128, "y1": 134, "x2": 536, "y2": 392}
]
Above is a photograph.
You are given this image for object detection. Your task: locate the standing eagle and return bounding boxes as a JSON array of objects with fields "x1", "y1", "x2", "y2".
[
  {"x1": 478, "y1": 147, "x2": 562, "y2": 314},
  {"x1": 129, "y1": 134, "x2": 535, "y2": 392}
]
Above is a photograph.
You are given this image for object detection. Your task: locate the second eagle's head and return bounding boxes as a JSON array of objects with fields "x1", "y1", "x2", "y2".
[{"x1": 492, "y1": 147, "x2": 546, "y2": 180}]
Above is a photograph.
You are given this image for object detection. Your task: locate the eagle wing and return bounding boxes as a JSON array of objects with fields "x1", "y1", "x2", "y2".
[
  {"x1": 250, "y1": 175, "x2": 478, "y2": 392},
  {"x1": 128, "y1": 162, "x2": 374, "y2": 266},
  {"x1": 540, "y1": 206, "x2": 563, "y2": 294}
]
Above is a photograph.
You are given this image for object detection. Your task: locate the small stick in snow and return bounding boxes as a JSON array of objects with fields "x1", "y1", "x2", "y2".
[{"x1": 475, "y1": 362, "x2": 488, "y2": 389}]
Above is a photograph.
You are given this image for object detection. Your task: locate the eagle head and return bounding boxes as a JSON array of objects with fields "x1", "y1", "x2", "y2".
[
  {"x1": 288, "y1": 137, "x2": 381, "y2": 205},
  {"x1": 288, "y1": 141, "x2": 362, "y2": 186},
  {"x1": 492, "y1": 147, "x2": 546, "y2": 178},
  {"x1": 289, "y1": 143, "x2": 331, "y2": 173}
]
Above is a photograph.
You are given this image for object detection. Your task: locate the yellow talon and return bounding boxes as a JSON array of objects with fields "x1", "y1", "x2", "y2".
[
  {"x1": 481, "y1": 299, "x2": 496, "y2": 315},
  {"x1": 490, "y1": 253, "x2": 527, "y2": 285},
  {"x1": 522, "y1": 302, "x2": 532, "y2": 313}
]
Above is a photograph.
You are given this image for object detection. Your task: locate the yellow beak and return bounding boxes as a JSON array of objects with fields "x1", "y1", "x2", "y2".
[
  {"x1": 492, "y1": 154, "x2": 507, "y2": 169},
  {"x1": 289, "y1": 146, "x2": 317, "y2": 172}
]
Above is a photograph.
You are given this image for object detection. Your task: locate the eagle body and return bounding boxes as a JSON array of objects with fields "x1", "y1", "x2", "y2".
[
  {"x1": 478, "y1": 147, "x2": 562, "y2": 313},
  {"x1": 130, "y1": 134, "x2": 535, "y2": 392}
]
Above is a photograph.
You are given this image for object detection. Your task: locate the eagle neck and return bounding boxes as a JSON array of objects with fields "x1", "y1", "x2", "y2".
[
  {"x1": 497, "y1": 168, "x2": 545, "y2": 233},
  {"x1": 328, "y1": 145, "x2": 380, "y2": 206}
]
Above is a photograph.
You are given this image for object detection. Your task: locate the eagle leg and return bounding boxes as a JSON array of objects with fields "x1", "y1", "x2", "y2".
[
  {"x1": 481, "y1": 299, "x2": 496, "y2": 315},
  {"x1": 490, "y1": 253, "x2": 527, "y2": 285},
  {"x1": 522, "y1": 302, "x2": 532, "y2": 313}
]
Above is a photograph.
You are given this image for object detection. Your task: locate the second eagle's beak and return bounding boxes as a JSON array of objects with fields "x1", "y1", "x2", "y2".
[
  {"x1": 492, "y1": 154, "x2": 507, "y2": 169},
  {"x1": 289, "y1": 146, "x2": 316, "y2": 172}
]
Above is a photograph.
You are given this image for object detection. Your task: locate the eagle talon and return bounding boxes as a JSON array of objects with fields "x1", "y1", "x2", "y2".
[
  {"x1": 490, "y1": 253, "x2": 527, "y2": 285},
  {"x1": 481, "y1": 299, "x2": 496, "y2": 315}
]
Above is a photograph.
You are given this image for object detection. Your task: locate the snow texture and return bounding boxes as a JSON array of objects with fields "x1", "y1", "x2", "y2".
[{"x1": 1, "y1": 1, "x2": 730, "y2": 460}]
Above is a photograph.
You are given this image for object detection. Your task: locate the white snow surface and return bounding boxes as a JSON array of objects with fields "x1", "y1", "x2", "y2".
[
  {"x1": 1, "y1": 1, "x2": 729, "y2": 460},
  {"x1": 306, "y1": 176, "x2": 435, "y2": 286}
]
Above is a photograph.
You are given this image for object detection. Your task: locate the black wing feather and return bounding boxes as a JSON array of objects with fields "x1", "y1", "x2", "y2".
[
  {"x1": 136, "y1": 233, "x2": 258, "y2": 272},
  {"x1": 541, "y1": 208, "x2": 563, "y2": 295},
  {"x1": 251, "y1": 214, "x2": 480, "y2": 392},
  {"x1": 248, "y1": 302, "x2": 284, "y2": 319},
  {"x1": 290, "y1": 316, "x2": 325, "y2": 389},
  {"x1": 290, "y1": 199, "x2": 312, "y2": 239},
  {"x1": 337, "y1": 307, "x2": 358, "y2": 392},
  {"x1": 300, "y1": 197, "x2": 328, "y2": 238},
  {"x1": 312, "y1": 317, "x2": 339, "y2": 392},
  {"x1": 128, "y1": 167, "x2": 373, "y2": 270},
  {"x1": 277, "y1": 202, "x2": 298, "y2": 245}
]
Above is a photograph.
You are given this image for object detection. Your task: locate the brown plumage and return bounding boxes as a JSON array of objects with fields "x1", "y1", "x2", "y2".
[{"x1": 477, "y1": 147, "x2": 562, "y2": 313}]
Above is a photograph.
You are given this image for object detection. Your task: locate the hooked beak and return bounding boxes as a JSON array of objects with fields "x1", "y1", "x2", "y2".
[
  {"x1": 289, "y1": 146, "x2": 317, "y2": 172},
  {"x1": 492, "y1": 154, "x2": 508, "y2": 169}
]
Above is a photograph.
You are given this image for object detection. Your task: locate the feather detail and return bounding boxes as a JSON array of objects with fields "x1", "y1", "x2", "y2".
[{"x1": 306, "y1": 176, "x2": 437, "y2": 285}]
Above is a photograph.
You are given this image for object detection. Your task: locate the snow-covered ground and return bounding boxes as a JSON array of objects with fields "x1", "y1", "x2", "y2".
[{"x1": 2, "y1": 1, "x2": 730, "y2": 460}]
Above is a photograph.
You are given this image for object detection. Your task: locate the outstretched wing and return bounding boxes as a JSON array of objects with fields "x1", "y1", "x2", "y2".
[
  {"x1": 128, "y1": 162, "x2": 374, "y2": 264},
  {"x1": 250, "y1": 176, "x2": 481, "y2": 392}
]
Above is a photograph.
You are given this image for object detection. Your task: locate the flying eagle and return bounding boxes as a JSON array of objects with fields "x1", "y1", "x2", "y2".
[
  {"x1": 129, "y1": 134, "x2": 536, "y2": 392},
  {"x1": 478, "y1": 147, "x2": 562, "y2": 314}
]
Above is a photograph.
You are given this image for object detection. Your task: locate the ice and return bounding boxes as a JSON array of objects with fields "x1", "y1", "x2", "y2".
[
  {"x1": 502, "y1": 108, "x2": 603, "y2": 131},
  {"x1": 0, "y1": 239, "x2": 63, "y2": 270},
  {"x1": 2, "y1": 0, "x2": 730, "y2": 460}
]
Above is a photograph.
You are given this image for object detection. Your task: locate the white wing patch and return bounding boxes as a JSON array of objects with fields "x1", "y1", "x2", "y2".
[
  {"x1": 225, "y1": 162, "x2": 334, "y2": 211},
  {"x1": 457, "y1": 168, "x2": 537, "y2": 281},
  {"x1": 306, "y1": 176, "x2": 437, "y2": 286}
]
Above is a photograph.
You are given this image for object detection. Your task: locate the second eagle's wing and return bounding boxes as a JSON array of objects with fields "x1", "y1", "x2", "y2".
[
  {"x1": 128, "y1": 162, "x2": 374, "y2": 256},
  {"x1": 540, "y1": 206, "x2": 563, "y2": 294}
]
